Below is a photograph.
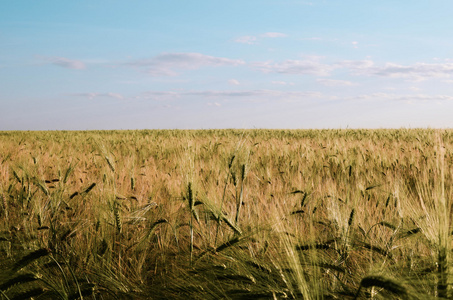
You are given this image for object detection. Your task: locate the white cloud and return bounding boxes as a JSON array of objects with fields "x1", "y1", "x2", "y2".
[
  {"x1": 348, "y1": 93, "x2": 453, "y2": 102},
  {"x1": 337, "y1": 60, "x2": 453, "y2": 81},
  {"x1": 126, "y1": 53, "x2": 453, "y2": 83},
  {"x1": 72, "y1": 89, "x2": 453, "y2": 107},
  {"x1": 316, "y1": 79, "x2": 356, "y2": 87},
  {"x1": 234, "y1": 32, "x2": 287, "y2": 44},
  {"x1": 271, "y1": 81, "x2": 294, "y2": 85},
  {"x1": 408, "y1": 86, "x2": 422, "y2": 92},
  {"x1": 104, "y1": 92, "x2": 124, "y2": 99},
  {"x1": 336, "y1": 60, "x2": 375, "y2": 70},
  {"x1": 261, "y1": 32, "x2": 288, "y2": 38},
  {"x1": 135, "y1": 91, "x2": 180, "y2": 101},
  {"x1": 395, "y1": 94, "x2": 453, "y2": 102},
  {"x1": 301, "y1": 37, "x2": 323, "y2": 41},
  {"x1": 371, "y1": 62, "x2": 453, "y2": 81},
  {"x1": 234, "y1": 36, "x2": 258, "y2": 44},
  {"x1": 48, "y1": 57, "x2": 86, "y2": 70},
  {"x1": 138, "y1": 89, "x2": 322, "y2": 101},
  {"x1": 253, "y1": 59, "x2": 335, "y2": 76},
  {"x1": 128, "y1": 52, "x2": 245, "y2": 76},
  {"x1": 72, "y1": 92, "x2": 124, "y2": 100}
]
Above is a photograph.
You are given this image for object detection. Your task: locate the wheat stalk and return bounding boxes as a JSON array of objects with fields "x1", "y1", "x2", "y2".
[{"x1": 354, "y1": 275, "x2": 408, "y2": 299}]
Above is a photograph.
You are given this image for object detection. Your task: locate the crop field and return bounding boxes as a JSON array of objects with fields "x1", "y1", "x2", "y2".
[{"x1": 1, "y1": 129, "x2": 453, "y2": 299}]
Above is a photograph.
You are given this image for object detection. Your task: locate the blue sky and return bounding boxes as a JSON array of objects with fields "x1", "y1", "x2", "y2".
[{"x1": 2, "y1": 1, "x2": 453, "y2": 130}]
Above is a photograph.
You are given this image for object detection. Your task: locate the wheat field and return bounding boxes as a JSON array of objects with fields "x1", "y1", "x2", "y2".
[{"x1": 0, "y1": 129, "x2": 452, "y2": 299}]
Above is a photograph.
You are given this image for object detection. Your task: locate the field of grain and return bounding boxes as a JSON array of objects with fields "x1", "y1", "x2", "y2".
[{"x1": 0, "y1": 129, "x2": 452, "y2": 299}]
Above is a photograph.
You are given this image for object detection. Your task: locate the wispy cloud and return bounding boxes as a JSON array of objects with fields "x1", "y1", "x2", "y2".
[
  {"x1": 253, "y1": 59, "x2": 335, "y2": 76},
  {"x1": 301, "y1": 37, "x2": 323, "y2": 41},
  {"x1": 252, "y1": 58, "x2": 453, "y2": 82},
  {"x1": 47, "y1": 57, "x2": 86, "y2": 69},
  {"x1": 408, "y1": 86, "x2": 422, "y2": 92},
  {"x1": 271, "y1": 81, "x2": 294, "y2": 85},
  {"x1": 337, "y1": 60, "x2": 453, "y2": 81},
  {"x1": 72, "y1": 92, "x2": 124, "y2": 100},
  {"x1": 234, "y1": 36, "x2": 258, "y2": 44},
  {"x1": 260, "y1": 32, "x2": 288, "y2": 38},
  {"x1": 228, "y1": 79, "x2": 240, "y2": 85},
  {"x1": 317, "y1": 78, "x2": 356, "y2": 87},
  {"x1": 348, "y1": 93, "x2": 453, "y2": 103},
  {"x1": 185, "y1": 90, "x2": 321, "y2": 98},
  {"x1": 234, "y1": 32, "x2": 288, "y2": 44},
  {"x1": 127, "y1": 52, "x2": 245, "y2": 76},
  {"x1": 138, "y1": 89, "x2": 322, "y2": 101},
  {"x1": 335, "y1": 59, "x2": 375, "y2": 70},
  {"x1": 370, "y1": 62, "x2": 453, "y2": 81}
]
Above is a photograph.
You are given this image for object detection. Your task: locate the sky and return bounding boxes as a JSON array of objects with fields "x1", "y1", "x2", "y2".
[{"x1": 1, "y1": 1, "x2": 453, "y2": 130}]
